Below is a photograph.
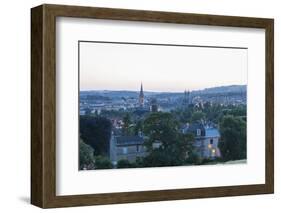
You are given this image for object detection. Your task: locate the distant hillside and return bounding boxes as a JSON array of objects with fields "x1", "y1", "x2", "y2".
[
  {"x1": 192, "y1": 85, "x2": 246, "y2": 95},
  {"x1": 80, "y1": 90, "x2": 141, "y2": 100},
  {"x1": 80, "y1": 85, "x2": 246, "y2": 99}
]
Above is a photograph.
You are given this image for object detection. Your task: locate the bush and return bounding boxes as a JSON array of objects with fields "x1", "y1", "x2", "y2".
[
  {"x1": 79, "y1": 140, "x2": 94, "y2": 170},
  {"x1": 117, "y1": 159, "x2": 134, "y2": 168},
  {"x1": 185, "y1": 152, "x2": 200, "y2": 165},
  {"x1": 94, "y1": 156, "x2": 113, "y2": 169}
]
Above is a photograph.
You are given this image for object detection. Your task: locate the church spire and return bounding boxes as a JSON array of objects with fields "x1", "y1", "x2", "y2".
[
  {"x1": 139, "y1": 82, "x2": 144, "y2": 107},
  {"x1": 140, "y1": 82, "x2": 143, "y2": 95}
]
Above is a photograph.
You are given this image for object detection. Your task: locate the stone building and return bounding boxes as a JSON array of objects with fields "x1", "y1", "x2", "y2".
[
  {"x1": 110, "y1": 133, "x2": 147, "y2": 166},
  {"x1": 182, "y1": 122, "x2": 221, "y2": 159},
  {"x1": 150, "y1": 98, "x2": 158, "y2": 112}
]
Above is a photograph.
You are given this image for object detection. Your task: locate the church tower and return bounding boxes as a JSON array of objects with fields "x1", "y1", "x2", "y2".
[
  {"x1": 187, "y1": 90, "x2": 190, "y2": 105},
  {"x1": 139, "y1": 82, "x2": 144, "y2": 107},
  {"x1": 183, "y1": 89, "x2": 191, "y2": 107}
]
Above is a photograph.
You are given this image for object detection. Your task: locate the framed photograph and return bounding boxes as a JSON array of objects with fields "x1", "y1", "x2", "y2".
[{"x1": 31, "y1": 4, "x2": 274, "y2": 208}]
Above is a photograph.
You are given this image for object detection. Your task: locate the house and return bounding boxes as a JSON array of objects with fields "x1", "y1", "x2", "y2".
[
  {"x1": 110, "y1": 120, "x2": 221, "y2": 166},
  {"x1": 183, "y1": 122, "x2": 221, "y2": 159},
  {"x1": 110, "y1": 133, "x2": 147, "y2": 166}
]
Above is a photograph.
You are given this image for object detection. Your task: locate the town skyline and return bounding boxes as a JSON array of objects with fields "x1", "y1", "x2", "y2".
[
  {"x1": 80, "y1": 83, "x2": 247, "y2": 93},
  {"x1": 79, "y1": 81, "x2": 247, "y2": 170}
]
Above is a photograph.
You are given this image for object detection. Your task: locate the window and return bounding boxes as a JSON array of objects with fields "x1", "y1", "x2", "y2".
[
  {"x1": 122, "y1": 147, "x2": 128, "y2": 154},
  {"x1": 212, "y1": 149, "x2": 216, "y2": 157},
  {"x1": 197, "y1": 129, "x2": 201, "y2": 136},
  {"x1": 210, "y1": 139, "x2": 213, "y2": 144},
  {"x1": 136, "y1": 145, "x2": 139, "y2": 152}
]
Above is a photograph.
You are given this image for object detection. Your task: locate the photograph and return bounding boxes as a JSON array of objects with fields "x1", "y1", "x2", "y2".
[
  {"x1": 78, "y1": 41, "x2": 247, "y2": 170},
  {"x1": 30, "y1": 4, "x2": 274, "y2": 208}
]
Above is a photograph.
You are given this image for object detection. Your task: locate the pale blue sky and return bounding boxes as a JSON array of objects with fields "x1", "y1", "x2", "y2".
[{"x1": 80, "y1": 42, "x2": 247, "y2": 92}]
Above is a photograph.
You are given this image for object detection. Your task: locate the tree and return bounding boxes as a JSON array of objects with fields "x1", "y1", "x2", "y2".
[
  {"x1": 172, "y1": 107, "x2": 194, "y2": 123},
  {"x1": 122, "y1": 113, "x2": 131, "y2": 136},
  {"x1": 203, "y1": 103, "x2": 224, "y2": 123},
  {"x1": 79, "y1": 139, "x2": 94, "y2": 170},
  {"x1": 142, "y1": 112, "x2": 194, "y2": 167},
  {"x1": 80, "y1": 116, "x2": 112, "y2": 156},
  {"x1": 191, "y1": 111, "x2": 205, "y2": 123},
  {"x1": 142, "y1": 149, "x2": 173, "y2": 167},
  {"x1": 219, "y1": 115, "x2": 246, "y2": 161},
  {"x1": 134, "y1": 120, "x2": 143, "y2": 135},
  {"x1": 180, "y1": 133, "x2": 199, "y2": 164},
  {"x1": 94, "y1": 156, "x2": 113, "y2": 169},
  {"x1": 143, "y1": 112, "x2": 178, "y2": 150},
  {"x1": 229, "y1": 106, "x2": 246, "y2": 117}
]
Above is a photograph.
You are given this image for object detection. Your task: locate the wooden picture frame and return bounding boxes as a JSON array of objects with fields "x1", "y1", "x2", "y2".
[{"x1": 31, "y1": 4, "x2": 274, "y2": 208}]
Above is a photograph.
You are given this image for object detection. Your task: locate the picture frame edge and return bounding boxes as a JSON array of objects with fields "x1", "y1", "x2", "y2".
[{"x1": 31, "y1": 4, "x2": 274, "y2": 208}]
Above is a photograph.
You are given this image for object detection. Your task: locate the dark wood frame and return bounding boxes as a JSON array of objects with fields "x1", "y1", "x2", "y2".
[{"x1": 31, "y1": 4, "x2": 274, "y2": 208}]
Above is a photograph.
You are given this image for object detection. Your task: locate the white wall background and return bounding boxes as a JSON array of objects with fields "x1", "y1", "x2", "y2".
[{"x1": 0, "y1": 0, "x2": 279, "y2": 212}]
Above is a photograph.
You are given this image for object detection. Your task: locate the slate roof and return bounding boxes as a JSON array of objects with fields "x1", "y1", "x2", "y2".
[
  {"x1": 183, "y1": 122, "x2": 220, "y2": 138},
  {"x1": 185, "y1": 122, "x2": 206, "y2": 137},
  {"x1": 115, "y1": 136, "x2": 144, "y2": 146}
]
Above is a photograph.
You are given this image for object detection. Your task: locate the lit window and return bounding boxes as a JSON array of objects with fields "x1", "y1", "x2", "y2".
[
  {"x1": 212, "y1": 149, "x2": 216, "y2": 157},
  {"x1": 208, "y1": 144, "x2": 212, "y2": 149}
]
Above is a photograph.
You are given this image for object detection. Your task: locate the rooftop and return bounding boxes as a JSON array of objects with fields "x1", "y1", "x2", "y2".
[
  {"x1": 205, "y1": 128, "x2": 220, "y2": 138},
  {"x1": 115, "y1": 136, "x2": 144, "y2": 146}
]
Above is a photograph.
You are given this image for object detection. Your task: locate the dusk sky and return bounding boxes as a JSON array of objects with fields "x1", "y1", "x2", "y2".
[{"x1": 79, "y1": 42, "x2": 247, "y2": 92}]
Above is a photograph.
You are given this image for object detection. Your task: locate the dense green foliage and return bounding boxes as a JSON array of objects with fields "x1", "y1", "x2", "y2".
[
  {"x1": 80, "y1": 116, "x2": 112, "y2": 156},
  {"x1": 143, "y1": 112, "x2": 179, "y2": 150},
  {"x1": 171, "y1": 103, "x2": 246, "y2": 125},
  {"x1": 94, "y1": 156, "x2": 113, "y2": 169},
  {"x1": 117, "y1": 159, "x2": 134, "y2": 168},
  {"x1": 219, "y1": 115, "x2": 246, "y2": 161},
  {"x1": 79, "y1": 139, "x2": 95, "y2": 170},
  {"x1": 141, "y1": 112, "x2": 196, "y2": 167},
  {"x1": 191, "y1": 111, "x2": 206, "y2": 122},
  {"x1": 79, "y1": 103, "x2": 247, "y2": 169},
  {"x1": 122, "y1": 113, "x2": 132, "y2": 136}
]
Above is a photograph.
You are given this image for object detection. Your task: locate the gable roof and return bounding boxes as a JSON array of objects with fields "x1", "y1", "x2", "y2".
[
  {"x1": 185, "y1": 122, "x2": 206, "y2": 136},
  {"x1": 183, "y1": 122, "x2": 220, "y2": 138}
]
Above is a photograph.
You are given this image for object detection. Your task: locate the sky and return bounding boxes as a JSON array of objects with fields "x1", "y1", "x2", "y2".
[{"x1": 79, "y1": 41, "x2": 247, "y2": 92}]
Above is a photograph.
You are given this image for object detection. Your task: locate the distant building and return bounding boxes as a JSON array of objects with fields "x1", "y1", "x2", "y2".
[
  {"x1": 80, "y1": 110, "x2": 86, "y2": 116},
  {"x1": 139, "y1": 82, "x2": 144, "y2": 107},
  {"x1": 183, "y1": 90, "x2": 192, "y2": 107},
  {"x1": 80, "y1": 108, "x2": 91, "y2": 115},
  {"x1": 134, "y1": 82, "x2": 150, "y2": 114},
  {"x1": 183, "y1": 122, "x2": 221, "y2": 159},
  {"x1": 110, "y1": 133, "x2": 147, "y2": 166},
  {"x1": 150, "y1": 98, "x2": 158, "y2": 112}
]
